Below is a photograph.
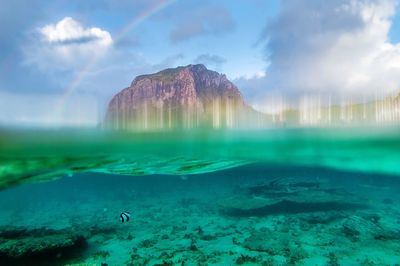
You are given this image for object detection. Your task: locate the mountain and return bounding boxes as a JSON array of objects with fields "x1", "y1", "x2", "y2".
[
  {"x1": 280, "y1": 93, "x2": 400, "y2": 126},
  {"x1": 105, "y1": 64, "x2": 269, "y2": 130}
]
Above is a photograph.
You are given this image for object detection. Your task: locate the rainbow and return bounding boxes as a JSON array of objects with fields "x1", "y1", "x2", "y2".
[{"x1": 56, "y1": 0, "x2": 177, "y2": 121}]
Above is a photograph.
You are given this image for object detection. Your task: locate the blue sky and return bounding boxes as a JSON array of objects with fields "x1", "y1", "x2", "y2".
[{"x1": 1, "y1": 0, "x2": 400, "y2": 126}]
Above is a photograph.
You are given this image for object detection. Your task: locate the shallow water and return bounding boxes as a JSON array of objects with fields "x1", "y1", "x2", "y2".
[{"x1": 0, "y1": 127, "x2": 400, "y2": 265}]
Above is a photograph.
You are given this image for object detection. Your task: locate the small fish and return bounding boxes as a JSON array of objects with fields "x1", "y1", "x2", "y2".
[{"x1": 120, "y1": 211, "x2": 131, "y2": 223}]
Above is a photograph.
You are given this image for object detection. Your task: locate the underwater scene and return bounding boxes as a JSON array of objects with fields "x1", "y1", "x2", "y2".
[
  {"x1": 1, "y1": 127, "x2": 400, "y2": 265},
  {"x1": 3, "y1": 0, "x2": 400, "y2": 265}
]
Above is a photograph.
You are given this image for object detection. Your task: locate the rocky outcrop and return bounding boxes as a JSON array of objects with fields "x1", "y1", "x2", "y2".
[
  {"x1": 105, "y1": 64, "x2": 268, "y2": 130},
  {"x1": 0, "y1": 226, "x2": 87, "y2": 265}
]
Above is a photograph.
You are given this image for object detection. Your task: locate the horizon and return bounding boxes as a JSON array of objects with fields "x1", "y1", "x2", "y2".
[
  {"x1": 1, "y1": 0, "x2": 400, "y2": 127},
  {"x1": 2, "y1": 3, "x2": 400, "y2": 264}
]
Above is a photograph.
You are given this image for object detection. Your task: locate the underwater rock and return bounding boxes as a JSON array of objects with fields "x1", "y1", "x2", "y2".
[
  {"x1": 327, "y1": 252, "x2": 340, "y2": 266},
  {"x1": 153, "y1": 260, "x2": 173, "y2": 266},
  {"x1": 128, "y1": 252, "x2": 150, "y2": 266},
  {"x1": 232, "y1": 237, "x2": 240, "y2": 245},
  {"x1": 373, "y1": 230, "x2": 400, "y2": 241},
  {"x1": 183, "y1": 232, "x2": 195, "y2": 240},
  {"x1": 223, "y1": 199, "x2": 368, "y2": 217},
  {"x1": 235, "y1": 254, "x2": 258, "y2": 264},
  {"x1": 200, "y1": 234, "x2": 217, "y2": 241},
  {"x1": 245, "y1": 178, "x2": 322, "y2": 197},
  {"x1": 342, "y1": 222, "x2": 361, "y2": 242},
  {"x1": 92, "y1": 250, "x2": 110, "y2": 260},
  {"x1": 196, "y1": 225, "x2": 204, "y2": 235},
  {"x1": 341, "y1": 215, "x2": 393, "y2": 242},
  {"x1": 139, "y1": 239, "x2": 157, "y2": 248},
  {"x1": 196, "y1": 226, "x2": 217, "y2": 241},
  {"x1": 242, "y1": 229, "x2": 279, "y2": 254},
  {"x1": 243, "y1": 228, "x2": 308, "y2": 263},
  {"x1": 189, "y1": 239, "x2": 198, "y2": 251},
  {"x1": 0, "y1": 226, "x2": 87, "y2": 265},
  {"x1": 222, "y1": 177, "x2": 367, "y2": 218}
]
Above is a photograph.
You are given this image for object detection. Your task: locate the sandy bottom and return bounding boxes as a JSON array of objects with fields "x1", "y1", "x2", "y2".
[{"x1": 0, "y1": 164, "x2": 400, "y2": 265}]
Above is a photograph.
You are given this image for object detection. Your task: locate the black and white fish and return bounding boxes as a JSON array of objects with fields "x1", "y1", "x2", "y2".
[{"x1": 120, "y1": 211, "x2": 131, "y2": 223}]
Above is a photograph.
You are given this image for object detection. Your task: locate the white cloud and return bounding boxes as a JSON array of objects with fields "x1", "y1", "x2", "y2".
[
  {"x1": 24, "y1": 17, "x2": 113, "y2": 71},
  {"x1": 245, "y1": 0, "x2": 400, "y2": 105},
  {"x1": 296, "y1": 0, "x2": 400, "y2": 96},
  {"x1": 40, "y1": 17, "x2": 112, "y2": 45}
]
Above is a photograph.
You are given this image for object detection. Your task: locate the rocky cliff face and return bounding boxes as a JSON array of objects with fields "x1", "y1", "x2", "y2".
[{"x1": 105, "y1": 64, "x2": 266, "y2": 130}]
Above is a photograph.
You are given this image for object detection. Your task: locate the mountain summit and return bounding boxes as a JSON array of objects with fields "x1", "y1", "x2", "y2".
[{"x1": 105, "y1": 64, "x2": 267, "y2": 130}]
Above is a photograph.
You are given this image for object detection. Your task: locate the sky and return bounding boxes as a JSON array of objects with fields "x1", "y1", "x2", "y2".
[{"x1": 0, "y1": 0, "x2": 400, "y2": 126}]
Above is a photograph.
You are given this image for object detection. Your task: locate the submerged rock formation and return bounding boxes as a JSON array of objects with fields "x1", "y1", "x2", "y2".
[
  {"x1": 105, "y1": 64, "x2": 269, "y2": 130},
  {"x1": 0, "y1": 226, "x2": 87, "y2": 265},
  {"x1": 218, "y1": 177, "x2": 368, "y2": 217}
]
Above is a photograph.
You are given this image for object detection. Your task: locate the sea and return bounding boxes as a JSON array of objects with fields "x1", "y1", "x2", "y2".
[{"x1": 0, "y1": 127, "x2": 399, "y2": 265}]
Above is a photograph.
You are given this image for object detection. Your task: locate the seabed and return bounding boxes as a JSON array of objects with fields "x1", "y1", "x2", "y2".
[
  {"x1": 1, "y1": 128, "x2": 400, "y2": 265},
  {"x1": 0, "y1": 163, "x2": 399, "y2": 266}
]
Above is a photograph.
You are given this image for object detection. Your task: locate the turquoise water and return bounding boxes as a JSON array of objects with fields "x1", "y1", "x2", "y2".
[{"x1": 0, "y1": 127, "x2": 400, "y2": 265}]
